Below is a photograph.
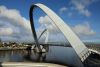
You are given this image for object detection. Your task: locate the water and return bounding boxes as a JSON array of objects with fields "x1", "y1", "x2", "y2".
[{"x1": 0, "y1": 46, "x2": 88, "y2": 67}]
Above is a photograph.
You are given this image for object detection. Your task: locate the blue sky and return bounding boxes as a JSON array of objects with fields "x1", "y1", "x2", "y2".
[{"x1": 0, "y1": 0, "x2": 100, "y2": 42}]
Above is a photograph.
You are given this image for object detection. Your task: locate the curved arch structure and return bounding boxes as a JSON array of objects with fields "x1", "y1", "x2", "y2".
[
  {"x1": 29, "y1": 3, "x2": 91, "y2": 62},
  {"x1": 38, "y1": 29, "x2": 47, "y2": 40},
  {"x1": 38, "y1": 28, "x2": 49, "y2": 44}
]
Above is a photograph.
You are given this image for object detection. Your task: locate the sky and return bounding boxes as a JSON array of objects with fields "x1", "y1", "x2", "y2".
[{"x1": 0, "y1": 0, "x2": 100, "y2": 43}]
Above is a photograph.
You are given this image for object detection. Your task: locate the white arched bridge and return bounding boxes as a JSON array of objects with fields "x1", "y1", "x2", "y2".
[{"x1": 29, "y1": 3, "x2": 99, "y2": 66}]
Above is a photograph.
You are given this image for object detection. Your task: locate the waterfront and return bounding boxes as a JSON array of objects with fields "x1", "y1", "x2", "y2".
[
  {"x1": 0, "y1": 46, "x2": 84, "y2": 67},
  {"x1": 0, "y1": 46, "x2": 100, "y2": 67}
]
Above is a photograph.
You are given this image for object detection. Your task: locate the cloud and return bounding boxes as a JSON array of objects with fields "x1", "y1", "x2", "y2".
[
  {"x1": 0, "y1": 6, "x2": 34, "y2": 42},
  {"x1": 0, "y1": 28, "x2": 13, "y2": 35},
  {"x1": 0, "y1": 6, "x2": 31, "y2": 31},
  {"x1": 38, "y1": 15, "x2": 60, "y2": 34},
  {"x1": 39, "y1": 15, "x2": 52, "y2": 24},
  {"x1": 70, "y1": 0, "x2": 98, "y2": 17},
  {"x1": 72, "y1": 22, "x2": 96, "y2": 36},
  {"x1": 71, "y1": 0, "x2": 92, "y2": 17},
  {"x1": 59, "y1": 7, "x2": 68, "y2": 14},
  {"x1": 38, "y1": 15, "x2": 95, "y2": 36}
]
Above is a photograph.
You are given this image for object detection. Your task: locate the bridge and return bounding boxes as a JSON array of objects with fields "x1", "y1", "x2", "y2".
[
  {"x1": 89, "y1": 49, "x2": 100, "y2": 55},
  {"x1": 29, "y1": 3, "x2": 99, "y2": 67}
]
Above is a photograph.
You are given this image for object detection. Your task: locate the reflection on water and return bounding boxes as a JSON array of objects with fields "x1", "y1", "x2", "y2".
[
  {"x1": 24, "y1": 50, "x2": 46, "y2": 62},
  {"x1": 0, "y1": 46, "x2": 84, "y2": 67}
]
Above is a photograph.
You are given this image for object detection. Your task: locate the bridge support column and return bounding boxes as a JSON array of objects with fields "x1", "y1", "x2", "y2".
[{"x1": 31, "y1": 45, "x2": 49, "y2": 53}]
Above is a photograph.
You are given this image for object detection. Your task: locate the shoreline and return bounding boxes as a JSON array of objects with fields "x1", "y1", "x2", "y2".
[{"x1": 0, "y1": 47, "x2": 27, "y2": 50}]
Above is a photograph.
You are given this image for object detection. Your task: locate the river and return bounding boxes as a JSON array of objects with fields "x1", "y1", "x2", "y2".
[{"x1": 0, "y1": 46, "x2": 98, "y2": 67}]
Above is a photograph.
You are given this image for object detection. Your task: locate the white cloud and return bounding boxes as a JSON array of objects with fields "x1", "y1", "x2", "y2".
[
  {"x1": 39, "y1": 15, "x2": 52, "y2": 24},
  {"x1": 38, "y1": 15, "x2": 60, "y2": 34},
  {"x1": 72, "y1": 22, "x2": 96, "y2": 36},
  {"x1": 59, "y1": 7, "x2": 68, "y2": 14},
  {"x1": 0, "y1": 6, "x2": 33, "y2": 42},
  {"x1": 0, "y1": 28, "x2": 13, "y2": 35},
  {"x1": 70, "y1": 0, "x2": 98, "y2": 17},
  {"x1": 0, "y1": 6, "x2": 31, "y2": 31},
  {"x1": 38, "y1": 15, "x2": 95, "y2": 36},
  {"x1": 71, "y1": 0, "x2": 91, "y2": 17}
]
